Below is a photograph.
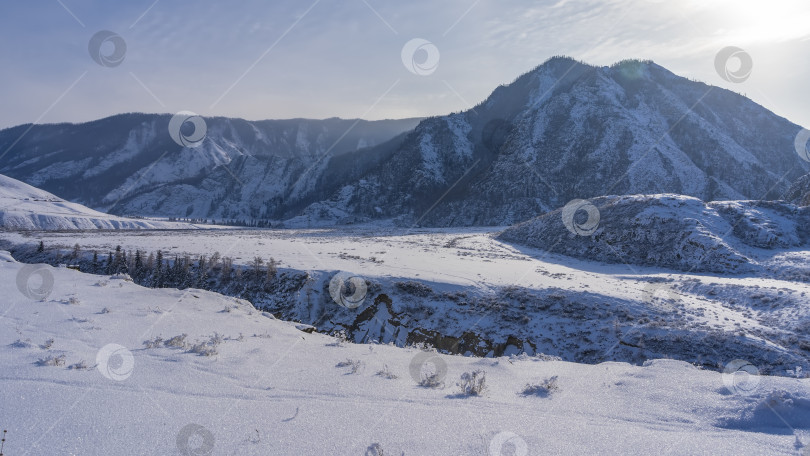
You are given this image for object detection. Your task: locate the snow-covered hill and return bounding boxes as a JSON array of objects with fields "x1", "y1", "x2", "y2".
[
  {"x1": 1, "y1": 252, "x2": 808, "y2": 454},
  {"x1": 0, "y1": 174, "x2": 197, "y2": 230},
  {"x1": 498, "y1": 194, "x2": 810, "y2": 275},
  {"x1": 0, "y1": 114, "x2": 421, "y2": 222}
]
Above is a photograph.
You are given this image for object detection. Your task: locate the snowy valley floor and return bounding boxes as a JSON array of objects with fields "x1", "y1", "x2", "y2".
[{"x1": 1, "y1": 238, "x2": 810, "y2": 454}]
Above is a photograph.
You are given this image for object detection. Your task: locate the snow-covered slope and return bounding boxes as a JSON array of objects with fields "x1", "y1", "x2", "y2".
[
  {"x1": 0, "y1": 114, "x2": 422, "y2": 221},
  {"x1": 785, "y1": 173, "x2": 810, "y2": 207},
  {"x1": 1, "y1": 252, "x2": 808, "y2": 454},
  {"x1": 498, "y1": 194, "x2": 810, "y2": 274},
  {"x1": 0, "y1": 174, "x2": 197, "y2": 230}
]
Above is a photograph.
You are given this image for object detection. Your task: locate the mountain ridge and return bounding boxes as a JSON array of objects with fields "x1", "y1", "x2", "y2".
[{"x1": 2, "y1": 57, "x2": 808, "y2": 226}]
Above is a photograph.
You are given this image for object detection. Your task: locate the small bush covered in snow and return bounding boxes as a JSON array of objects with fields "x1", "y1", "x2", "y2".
[
  {"x1": 188, "y1": 333, "x2": 224, "y2": 357},
  {"x1": 336, "y1": 358, "x2": 364, "y2": 374},
  {"x1": 419, "y1": 372, "x2": 444, "y2": 389},
  {"x1": 457, "y1": 370, "x2": 487, "y2": 396},
  {"x1": 376, "y1": 365, "x2": 398, "y2": 379},
  {"x1": 521, "y1": 376, "x2": 559, "y2": 397},
  {"x1": 164, "y1": 334, "x2": 188, "y2": 349},
  {"x1": 68, "y1": 360, "x2": 91, "y2": 370},
  {"x1": 143, "y1": 336, "x2": 164, "y2": 349},
  {"x1": 37, "y1": 354, "x2": 66, "y2": 367}
]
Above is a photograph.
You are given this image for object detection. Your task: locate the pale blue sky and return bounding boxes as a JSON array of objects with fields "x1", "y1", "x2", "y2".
[{"x1": 2, "y1": 0, "x2": 810, "y2": 128}]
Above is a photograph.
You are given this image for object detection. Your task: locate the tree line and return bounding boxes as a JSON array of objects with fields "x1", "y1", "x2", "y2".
[{"x1": 34, "y1": 241, "x2": 279, "y2": 292}]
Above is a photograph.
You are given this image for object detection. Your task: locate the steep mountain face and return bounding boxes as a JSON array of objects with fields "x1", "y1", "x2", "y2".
[
  {"x1": 0, "y1": 174, "x2": 195, "y2": 230},
  {"x1": 0, "y1": 114, "x2": 422, "y2": 220},
  {"x1": 299, "y1": 58, "x2": 810, "y2": 226},
  {"x1": 498, "y1": 194, "x2": 810, "y2": 274},
  {"x1": 784, "y1": 172, "x2": 810, "y2": 206}
]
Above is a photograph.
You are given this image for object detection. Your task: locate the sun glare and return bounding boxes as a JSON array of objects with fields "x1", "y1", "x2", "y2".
[{"x1": 696, "y1": 0, "x2": 810, "y2": 44}]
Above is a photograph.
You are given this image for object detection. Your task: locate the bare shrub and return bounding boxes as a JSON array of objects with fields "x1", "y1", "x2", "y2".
[
  {"x1": 521, "y1": 376, "x2": 559, "y2": 397},
  {"x1": 376, "y1": 365, "x2": 398, "y2": 379},
  {"x1": 41, "y1": 338, "x2": 54, "y2": 350},
  {"x1": 143, "y1": 336, "x2": 164, "y2": 349},
  {"x1": 37, "y1": 354, "x2": 66, "y2": 367},
  {"x1": 68, "y1": 360, "x2": 91, "y2": 370},
  {"x1": 188, "y1": 333, "x2": 223, "y2": 357},
  {"x1": 419, "y1": 372, "x2": 444, "y2": 389},
  {"x1": 164, "y1": 334, "x2": 188, "y2": 349},
  {"x1": 336, "y1": 358, "x2": 364, "y2": 374},
  {"x1": 457, "y1": 370, "x2": 487, "y2": 396}
]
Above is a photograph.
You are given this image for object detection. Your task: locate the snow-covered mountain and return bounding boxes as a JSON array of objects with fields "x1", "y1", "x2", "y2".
[
  {"x1": 0, "y1": 174, "x2": 196, "y2": 230},
  {"x1": 2, "y1": 58, "x2": 808, "y2": 226},
  {"x1": 498, "y1": 194, "x2": 810, "y2": 275},
  {"x1": 299, "y1": 57, "x2": 810, "y2": 226},
  {"x1": 0, "y1": 114, "x2": 421, "y2": 221}
]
